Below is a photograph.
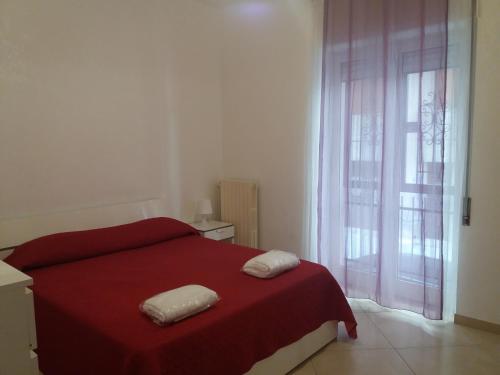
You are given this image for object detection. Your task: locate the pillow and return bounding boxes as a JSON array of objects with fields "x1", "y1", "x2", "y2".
[
  {"x1": 242, "y1": 250, "x2": 300, "y2": 278},
  {"x1": 5, "y1": 217, "x2": 198, "y2": 271},
  {"x1": 140, "y1": 285, "x2": 220, "y2": 326}
]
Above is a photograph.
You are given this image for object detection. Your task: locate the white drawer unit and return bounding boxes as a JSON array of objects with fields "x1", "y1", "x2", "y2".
[
  {"x1": 0, "y1": 260, "x2": 39, "y2": 375},
  {"x1": 191, "y1": 221, "x2": 235, "y2": 243}
]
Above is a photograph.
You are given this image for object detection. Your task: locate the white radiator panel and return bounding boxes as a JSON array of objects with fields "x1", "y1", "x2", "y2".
[{"x1": 220, "y1": 180, "x2": 258, "y2": 248}]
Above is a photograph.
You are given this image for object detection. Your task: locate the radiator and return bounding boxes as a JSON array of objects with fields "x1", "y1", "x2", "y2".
[{"x1": 220, "y1": 179, "x2": 258, "y2": 248}]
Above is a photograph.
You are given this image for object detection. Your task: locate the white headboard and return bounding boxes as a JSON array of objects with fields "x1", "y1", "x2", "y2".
[{"x1": 0, "y1": 199, "x2": 165, "y2": 255}]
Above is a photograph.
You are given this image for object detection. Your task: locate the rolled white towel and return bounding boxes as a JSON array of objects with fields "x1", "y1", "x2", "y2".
[
  {"x1": 140, "y1": 285, "x2": 219, "y2": 325},
  {"x1": 242, "y1": 250, "x2": 300, "y2": 279}
]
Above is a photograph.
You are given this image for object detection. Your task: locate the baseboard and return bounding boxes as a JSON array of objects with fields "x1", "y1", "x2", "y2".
[{"x1": 454, "y1": 314, "x2": 500, "y2": 334}]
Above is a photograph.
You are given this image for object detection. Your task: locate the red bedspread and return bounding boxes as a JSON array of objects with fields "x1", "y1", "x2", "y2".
[{"x1": 28, "y1": 235, "x2": 356, "y2": 375}]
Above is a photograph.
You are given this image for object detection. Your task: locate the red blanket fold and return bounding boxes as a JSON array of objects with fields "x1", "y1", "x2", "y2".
[{"x1": 29, "y1": 236, "x2": 357, "y2": 375}]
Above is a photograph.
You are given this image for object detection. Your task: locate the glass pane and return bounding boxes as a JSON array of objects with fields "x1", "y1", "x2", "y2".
[
  {"x1": 406, "y1": 73, "x2": 419, "y2": 122},
  {"x1": 406, "y1": 71, "x2": 436, "y2": 123},
  {"x1": 421, "y1": 70, "x2": 436, "y2": 123},
  {"x1": 405, "y1": 133, "x2": 418, "y2": 184},
  {"x1": 346, "y1": 227, "x2": 378, "y2": 260},
  {"x1": 351, "y1": 115, "x2": 361, "y2": 161},
  {"x1": 398, "y1": 192, "x2": 442, "y2": 285},
  {"x1": 423, "y1": 137, "x2": 439, "y2": 163}
]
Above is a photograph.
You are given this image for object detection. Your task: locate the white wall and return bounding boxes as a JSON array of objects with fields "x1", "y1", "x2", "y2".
[
  {"x1": 456, "y1": 0, "x2": 500, "y2": 325},
  {"x1": 220, "y1": 0, "x2": 320, "y2": 256},
  {"x1": 0, "y1": 0, "x2": 223, "y2": 227}
]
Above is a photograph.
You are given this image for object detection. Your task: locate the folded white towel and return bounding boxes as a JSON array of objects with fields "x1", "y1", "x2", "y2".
[
  {"x1": 242, "y1": 250, "x2": 300, "y2": 279},
  {"x1": 140, "y1": 285, "x2": 219, "y2": 325}
]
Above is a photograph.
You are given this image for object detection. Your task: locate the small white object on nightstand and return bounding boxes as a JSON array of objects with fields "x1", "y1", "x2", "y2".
[
  {"x1": 0, "y1": 260, "x2": 39, "y2": 375},
  {"x1": 197, "y1": 199, "x2": 213, "y2": 225},
  {"x1": 191, "y1": 221, "x2": 235, "y2": 243}
]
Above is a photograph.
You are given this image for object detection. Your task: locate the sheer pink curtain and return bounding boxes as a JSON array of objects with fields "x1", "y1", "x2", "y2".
[{"x1": 317, "y1": 0, "x2": 449, "y2": 319}]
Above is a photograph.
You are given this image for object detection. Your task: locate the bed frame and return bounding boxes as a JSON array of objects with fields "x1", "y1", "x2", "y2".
[
  {"x1": 246, "y1": 320, "x2": 337, "y2": 374},
  {"x1": 39, "y1": 321, "x2": 336, "y2": 375},
  {"x1": 1, "y1": 200, "x2": 338, "y2": 374}
]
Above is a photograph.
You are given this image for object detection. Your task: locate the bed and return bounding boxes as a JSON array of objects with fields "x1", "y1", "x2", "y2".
[{"x1": 5, "y1": 217, "x2": 357, "y2": 375}]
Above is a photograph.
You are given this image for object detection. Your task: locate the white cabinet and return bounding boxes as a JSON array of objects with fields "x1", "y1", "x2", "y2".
[{"x1": 0, "y1": 261, "x2": 38, "y2": 375}]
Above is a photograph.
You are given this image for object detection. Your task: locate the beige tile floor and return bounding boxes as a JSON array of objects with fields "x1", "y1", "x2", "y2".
[{"x1": 289, "y1": 299, "x2": 500, "y2": 375}]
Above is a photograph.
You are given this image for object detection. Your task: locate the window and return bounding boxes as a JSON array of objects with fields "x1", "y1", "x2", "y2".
[
  {"x1": 398, "y1": 49, "x2": 455, "y2": 285},
  {"x1": 340, "y1": 50, "x2": 453, "y2": 285}
]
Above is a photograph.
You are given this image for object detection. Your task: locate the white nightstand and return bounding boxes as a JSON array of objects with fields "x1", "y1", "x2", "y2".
[
  {"x1": 191, "y1": 221, "x2": 235, "y2": 243},
  {"x1": 0, "y1": 260, "x2": 39, "y2": 375}
]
